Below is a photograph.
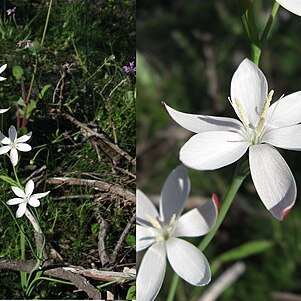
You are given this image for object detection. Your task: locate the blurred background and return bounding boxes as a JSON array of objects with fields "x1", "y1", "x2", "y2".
[{"x1": 137, "y1": 1, "x2": 301, "y2": 300}]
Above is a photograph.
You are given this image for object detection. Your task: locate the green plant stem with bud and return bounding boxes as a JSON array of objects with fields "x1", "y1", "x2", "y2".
[{"x1": 167, "y1": 160, "x2": 250, "y2": 301}]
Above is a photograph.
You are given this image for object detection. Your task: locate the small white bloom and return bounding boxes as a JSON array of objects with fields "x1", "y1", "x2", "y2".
[
  {"x1": 276, "y1": 0, "x2": 301, "y2": 16},
  {"x1": 0, "y1": 64, "x2": 7, "y2": 81},
  {"x1": 0, "y1": 125, "x2": 32, "y2": 166},
  {"x1": 137, "y1": 165, "x2": 218, "y2": 301},
  {"x1": 6, "y1": 180, "x2": 50, "y2": 218},
  {"x1": 164, "y1": 58, "x2": 301, "y2": 220}
]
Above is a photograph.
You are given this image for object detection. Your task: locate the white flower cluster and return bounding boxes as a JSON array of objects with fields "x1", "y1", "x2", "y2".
[{"x1": 0, "y1": 64, "x2": 49, "y2": 218}]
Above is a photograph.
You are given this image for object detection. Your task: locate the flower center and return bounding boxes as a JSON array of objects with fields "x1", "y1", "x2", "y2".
[
  {"x1": 236, "y1": 90, "x2": 274, "y2": 145},
  {"x1": 146, "y1": 213, "x2": 177, "y2": 241}
]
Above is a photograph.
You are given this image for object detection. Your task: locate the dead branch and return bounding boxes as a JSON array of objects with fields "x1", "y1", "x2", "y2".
[
  {"x1": 271, "y1": 292, "x2": 301, "y2": 301},
  {"x1": 47, "y1": 177, "x2": 135, "y2": 202},
  {"x1": 110, "y1": 213, "x2": 136, "y2": 265},
  {"x1": 63, "y1": 113, "x2": 135, "y2": 165},
  {"x1": 198, "y1": 262, "x2": 246, "y2": 301}
]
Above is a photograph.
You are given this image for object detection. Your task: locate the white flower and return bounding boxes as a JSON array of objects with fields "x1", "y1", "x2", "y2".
[
  {"x1": 164, "y1": 58, "x2": 301, "y2": 220},
  {"x1": 6, "y1": 180, "x2": 50, "y2": 218},
  {"x1": 0, "y1": 64, "x2": 7, "y2": 81},
  {"x1": 0, "y1": 125, "x2": 32, "y2": 166},
  {"x1": 137, "y1": 165, "x2": 218, "y2": 301},
  {"x1": 276, "y1": 0, "x2": 301, "y2": 16}
]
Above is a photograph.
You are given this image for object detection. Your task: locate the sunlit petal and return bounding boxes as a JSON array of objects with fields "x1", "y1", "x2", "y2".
[
  {"x1": 16, "y1": 132, "x2": 32, "y2": 143},
  {"x1": 16, "y1": 143, "x2": 31, "y2": 152},
  {"x1": 180, "y1": 131, "x2": 249, "y2": 170},
  {"x1": 230, "y1": 58, "x2": 268, "y2": 125},
  {"x1": 11, "y1": 186, "x2": 25, "y2": 198},
  {"x1": 137, "y1": 242, "x2": 166, "y2": 301},
  {"x1": 167, "y1": 237, "x2": 211, "y2": 285},
  {"x1": 249, "y1": 144, "x2": 296, "y2": 220},
  {"x1": 28, "y1": 197, "x2": 40, "y2": 207},
  {"x1": 25, "y1": 180, "x2": 35, "y2": 196},
  {"x1": 137, "y1": 225, "x2": 158, "y2": 251},
  {"x1": 164, "y1": 102, "x2": 242, "y2": 133},
  {"x1": 137, "y1": 189, "x2": 159, "y2": 226},
  {"x1": 16, "y1": 203, "x2": 27, "y2": 218},
  {"x1": 33, "y1": 191, "x2": 50, "y2": 199},
  {"x1": 10, "y1": 147, "x2": 18, "y2": 166},
  {"x1": 6, "y1": 198, "x2": 23, "y2": 205},
  {"x1": 173, "y1": 194, "x2": 218, "y2": 237},
  {"x1": 276, "y1": 0, "x2": 301, "y2": 16},
  {"x1": 0, "y1": 145, "x2": 12, "y2": 155}
]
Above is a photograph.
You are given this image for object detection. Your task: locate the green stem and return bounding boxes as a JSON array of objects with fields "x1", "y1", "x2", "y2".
[
  {"x1": 41, "y1": 0, "x2": 53, "y2": 47},
  {"x1": 260, "y1": 1, "x2": 280, "y2": 43},
  {"x1": 251, "y1": 43, "x2": 261, "y2": 66},
  {"x1": 167, "y1": 161, "x2": 249, "y2": 301}
]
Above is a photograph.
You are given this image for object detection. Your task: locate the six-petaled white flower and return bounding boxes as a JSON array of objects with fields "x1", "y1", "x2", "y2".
[
  {"x1": 6, "y1": 179, "x2": 50, "y2": 218},
  {"x1": 0, "y1": 125, "x2": 32, "y2": 166},
  {"x1": 164, "y1": 58, "x2": 301, "y2": 220},
  {"x1": 276, "y1": 0, "x2": 301, "y2": 16},
  {"x1": 0, "y1": 64, "x2": 7, "y2": 81},
  {"x1": 137, "y1": 165, "x2": 218, "y2": 301}
]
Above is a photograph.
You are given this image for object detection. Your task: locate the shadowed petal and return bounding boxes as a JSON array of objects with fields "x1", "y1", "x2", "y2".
[
  {"x1": 267, "y1": 92, "x2": 301, "y2": 127},
  {"x1": 137, "y1": 189, "x2": 159, "y2": 226},
  {"x1": 0, "y1": 145, "x2": 11, "y2": 155},
  {"x1": 173, "y1": 194, "x2": 218, "y2": 237},
  {"x1": 164, "y1": 103, "x2": 242, "y2": 133},
  {"x1": 16, "y1": 203, "x2": 27, "y2": 218},
  {"x1": 167, "y1": 237, "x2": 211, "y2": 286},
  {"x1": 10, "y1": 148, "x2": 18, "y2": 166},
  {"x1": 25, "y1": 180, "x2": 35, "y2": 196},
  {"x1": 137, "y1": 242, "x2": 166, "y2": 301},
  {"x1": 230, "y1": 58, "x2": 268, "y2": 125},
  {"x1": 11, "y1": 186, "x2": 25, "y2": 198},
  {"x1": 263, "y1": 124, "x2": 301, "y2": 150},
  {"x1": 160, "y1": 165, "x2": 190, "y2": 222},
  {"x1": 180, "y1": 131, "x2": 249, "y2": 170},
  {"x1": 249, "y1": 144, "x2": 296, "y2": 220},
  {"x1": 8, "y1": 125, "x2": 17, "y2": 142},
  {"x1": 16, "y1": 143, "x2": 31, "y2": 152},
  {"x1": 137, "y1": 225, "x2": 158, "y2": 251},
  {"x1": 276, "y1": 0, "x2": 301, "y2": 16},
  {"x1": 6, "y1": 198, "x2": 23, "y2": 205}
]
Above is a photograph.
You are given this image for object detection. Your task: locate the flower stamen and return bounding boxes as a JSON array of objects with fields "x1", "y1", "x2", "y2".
[{"x1": 234, "y1": 97, "x2": 250, "y2": 129}]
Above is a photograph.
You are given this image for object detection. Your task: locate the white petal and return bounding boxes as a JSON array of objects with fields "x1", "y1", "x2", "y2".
[
  {"x1": 164, "y1": 102, "x2": 242, "y2": 133},
  {"x1": 1, "y1": 137, "x2": 10, "y2": 144},
  {"x1": 172, "y1": 193, "x2": 219, "y2": 237},
  {"x1": 262, "y1": 124, "x2": 301, "y2": 150},
  {"x1": 249, "y1": 144, "x2": 296, "y2": 220},
  {"x1": 0, "y1": 108, "x2": 10, "y2": 114},
  {"x1": 0, "y1": 76, "x2": 6, "y2": 81},
  {"x1": 137, "y1": 242, "x2": 166, "y2": 301},
  {"x1": 28, "y1": 197, "x2": 40, "y2": 207},
  {"x1": 0, "y1": 145, "x2": 11, "y2": 155},
  {"x1": 32, "y1": 191, "x2": 50, "y2": 199},
  {"x1": 166, "y1": 237, "x2": 211, "y2": 286},
  {"x1": 10, "y1": 148, "x2": 18, "y2": 166},
  {"x1": 137, "y1": 225, "x2": 158, "y2": 251},
  {"x1": 0, "y1": 64, "x2": 7, "y2": 73},
  {"x1": 180, "y1": 131, "x2": 249, "y2": 170},
  {"x1": 16, "y1": 132, "x2": 32, "y2": 143},
  {"x1": 160, "y1": 165, "x2": 190, "y2": 222},
  {"x1": 11, "y1": 186, "x2": 25, "y2": 198},
  {"x1": 8, "y1": 125, "x2": 17, "y2": 142},
  {"x1": 16, "y1": 143, "x2": 31, "y2": 152},
  {"x1": 6, "y1": 198, "x2": 23, "y2": 205},
  {"x1": 25, "y1": 180, "x2": 35, "y2": 196},
  {"x1": 267, "y1": 92, "x2": 301, "y2": 127},
  {"x1": 230, "y1": 58, "x2": 268, "y2": 125},
  {"x1": 16, "y1": 203, "x2": 27, "y2": 218},
  {"x1": 137, "y1": 189, "x2": 159, "y2": 226},
  {"x1": 276, "y1": 0, "x2": 301, "y2": 16}
]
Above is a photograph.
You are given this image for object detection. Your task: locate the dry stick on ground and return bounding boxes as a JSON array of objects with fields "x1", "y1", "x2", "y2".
[
  {"x1": 63, "y1": 112, "x2": 135, "y2": 166},
  {"x1": 271, "y1": 292, "x2": 301, "y2": 301},
  {"x1": 110, "y1": 213, "x2": 136, "y2": 266},
  {"x1": 47, "y1": 177, "x2": 135, "y2": 202},
  {"x1": 0, "y1": 260, "x2": 102, "y2": 299}
]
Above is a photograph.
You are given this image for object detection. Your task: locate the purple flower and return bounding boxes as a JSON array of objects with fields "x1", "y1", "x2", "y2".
[
  {"x1": 123, "y1": 61, "x2": 136, "y2": 75},
  {"x1": 6, "y1": 7, "x2": 16, "y2": 17}
]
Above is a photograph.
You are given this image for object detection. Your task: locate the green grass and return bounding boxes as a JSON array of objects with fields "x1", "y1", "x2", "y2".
[{"x1": 0, "y1": 0, "x2": 135, "y2": 299}]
